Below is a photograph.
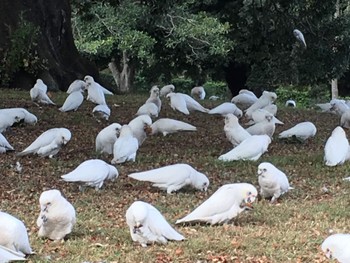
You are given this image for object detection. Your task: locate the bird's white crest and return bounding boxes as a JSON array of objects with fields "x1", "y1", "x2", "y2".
[
  {"x1": 125, "y1": 201, "x2": 185, "y2": 247},
  {"x1": 176, "y1": 183, "x2": 257, "y2": 225},
  {"x1": 37, "y1": 189, "x2": 76, "y2": 240},
  {"x1": 128, "y1": 163, "x2": 209, "y2": 194}
]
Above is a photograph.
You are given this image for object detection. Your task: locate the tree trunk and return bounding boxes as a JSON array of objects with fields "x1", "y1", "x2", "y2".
[
  {"x1": 108, "y1": 52, "x2": 135, "y2": 94},
  {"x1": 224, "y1": 61, "x2": 249, "y2": 97},
  {"x1": 0, "y1": 0, "x2": 98, "y2": 90},
  {"x1": 331, "y1": 79, "x2": 338, "y2": 99}
]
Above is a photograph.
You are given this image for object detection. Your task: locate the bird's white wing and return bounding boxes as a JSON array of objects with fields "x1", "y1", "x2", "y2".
[
  {"x1": 181, "y1": 94, "x2": 208, "y2": 113},
  {"x1": 151, "y1": 119, "x2": 196, "y2": 135},
  {"x1": 324, "y1": 136, "x2": 348, "y2": 166},
  {"x1": 176, "y1": 184, "x2": 240, "y2": 224},
  {"x1": 219, "y1": 135, "x2": 270, "y2": 161},
  {"x1": 209, "y1": 103, "x2": 238, "y2": 116},
  {"x1": 0, "y1": 245, "x2": 27, "y2": 262},
  {"x1": 170, "y1": 95, "x2": 189, "y2": 115},
  {"x1": 61, "y1": 159, "x2": 110, "y2": 183},
  {"x1": 128, "y1": 164, "x2": 191, "y2": 185},
  {"x1": 113, "y1": 136, "x2": 138, "y2": 161},
  {"x1": 279, "y1": 122, "x2": 316, "y2": 139},
  {"x1": 146, "y1": 204, "x2": 185, "y2": 241},
  {"x1": 18, "y1": 128, "x2": 60, "y2": 155},
  {"x1": 59, "y1": 91, "x2": 84, "y2": 112}
]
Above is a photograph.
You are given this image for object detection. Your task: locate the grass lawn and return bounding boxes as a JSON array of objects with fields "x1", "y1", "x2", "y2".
[{"x1": 0, "y1": 89, "x2": 348, "y2": 263}]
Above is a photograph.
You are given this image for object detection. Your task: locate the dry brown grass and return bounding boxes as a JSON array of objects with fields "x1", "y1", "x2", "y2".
[{"x1": 0, "y1": 89, "x2": 349, "y2": 263}]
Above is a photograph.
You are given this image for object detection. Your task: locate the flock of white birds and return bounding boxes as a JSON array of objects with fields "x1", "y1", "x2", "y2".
[{"x1": 1, "y1": 74, "x2": 350, "y2": 262}]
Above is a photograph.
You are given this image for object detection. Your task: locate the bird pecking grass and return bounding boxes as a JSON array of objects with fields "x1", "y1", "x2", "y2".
[{"x1": 0, "y1": 89, "x2": 348, "y2": 262}]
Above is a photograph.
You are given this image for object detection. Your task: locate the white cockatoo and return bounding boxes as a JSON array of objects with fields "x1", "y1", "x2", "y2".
[
  {"x1": 111, "y1": 125, "x2": 139, "y2": 164},
  {"x1": 178, "y1": 93, "x2": 209, "y2": 113},
  {"x1": 59, "y1": 90, "x2": 84, "y2": 112},
  {"x1": 0, "y1": 211, "x2": 33, "y2": 257},
  {"x1": 208, "y1": 102, "x2": 243, "y2": 118},
  {"x1": 84, "y1": 75, "x2": 107, "y2": 105},
  {"x1": 96, "y1": 123, "x2": 122, "y2": 155},
  {"x1": 128, "y1": 115, "x2": 152, "y2": 146},
  {"x1": 330, "y1": 99, "x2": 349, "y2": 116},
  {"x1": 176, "y1": 183, "x2": 257, "y2": 225},
  {"x1": 66, "y1": 80, "x2": 85, "y2": 94},
  {"x1": 17, "y1": 128, "x2": 71, "y2": 158},
  {"x1": 128, "y1": 164, "x2": 209, "y2": 194},
  {"x1": 0, "y1": 244, "x2": 26, "y2": 262},
  {"x1": 224, "y1": 113, "x2": 251, "y2": 147},
  {"x1": 0, "y1": 133, "x2": 14, "y2": 153},
  {"x1": 278, "y1": 121, "x2": 317, "y2": 141},
  {"x1": 126, "y1": 201, "x2": 185, "y2": 247},
  {"x1": 83, "y1": 75, "x2": 113, "y2": 95},
  {"x1": 145, "y1": 86, "x2": 161, "y2": 113},
  {"x1": 191, "y1": 86, "x2": 206, "y2": 100},
  {"x1": 246, "y1": 113, "x2": 276, "y2": 138},
  {"x1": 324, "y1": 126, "x2": 349, "y2": 166},
  {"x1": 293, "y1": 29, "x2": 307, "y2": 48},
  {"x1": 30, "y1": 79, "x2": 55, "y2": 105},
  {"x1": 148, "y1": 118, "x2": 197, "y2": 136},
  {"x1": 245, "y1": 91, "x2": 277, "y2": 118},
  {"x1": 219, "y1": 135, "x2": 271, "y2": 161},
  {"x1": 285, "y1": 100, "x2": 296, "y2": 107},
  {"x1": 0, "y1": 108, "x2": 37, "y2": 132},
  {"x1": 321, "y1": 233, "x2": 350, "y2": 262},
  {"x1": 160, "y1": 84, "x2": 175, "y2": 97},
  {"x1": 92, "y1": 104, "x2": 111, "y2": 120},
  {"x1": 246, "y1": 109, "x2": 283, "y2": 126},
  {"x1": 36, "y1": 189, "x2": 76, "y2": 240},
  {"x1": 231, "y1": 89, "x2": 258, "y2": 110},
  {"x1": 257, "y1": 162, "x2": 291, "y2": 203},
  {"x1": 61, "y1": 159, "x2": 119, "y2": 190},
  {"x1": 135, "y1": 103, "x2": 159, "y2": 118},
  {"x1": 166, "y1": 93, "x2": 190, "y2": 115}
]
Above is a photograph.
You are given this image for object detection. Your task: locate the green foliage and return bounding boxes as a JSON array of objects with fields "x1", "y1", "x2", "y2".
[
  {"x1": 275, "y1": 85, "x2": 330, "y2": 108},
  {"x1": 72, "y1": 0, "x2": 233, "y2": 88},
  {"x1": 202, "y1": 80, "x2": 228, "y2": 98},
  {"x1": 0, "y1": 15, "x2": 45, "y2": 87}
]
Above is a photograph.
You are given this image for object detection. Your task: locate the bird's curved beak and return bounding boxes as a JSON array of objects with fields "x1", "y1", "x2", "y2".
[{"x1": 257, "y1": 169, "x2": 263, "y2": 176}]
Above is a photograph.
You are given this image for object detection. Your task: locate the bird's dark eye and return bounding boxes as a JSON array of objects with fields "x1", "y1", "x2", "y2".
[
  {"x1": 47, "y1": 202, "x2": 51, "y2": 205},
  {"x1": 248, "y1": 192, "x2": 252, "y2": 195}
]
